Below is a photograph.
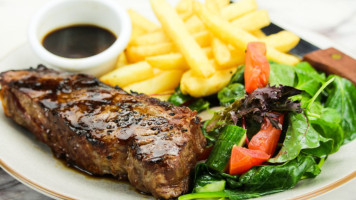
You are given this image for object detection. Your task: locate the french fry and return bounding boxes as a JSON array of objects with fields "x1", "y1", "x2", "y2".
[
  {"x1": 228, "y1": 47, "x2": 246, "y2": 66},
  {"x1": 180, "y1": 67, "x2": 237, "y2": 97},
  {"x1": 131, "y1": 30, "x2": 210, "y2": 47},
  {"x1": 132, "y1": 9, "x2": 267, "y2": 47},
  {"x1": 221, "y1": 0, "x2": 258, "y2": 21},
  {"x1": 206, "y1": 0, "x2": 230, "y2": 13},
  {"x1": 115, "y1": 52, "x2": 128, "y2": 68},
  {"x1": 151, "y1": 0, "x2": 215, "y2": 78},
  {"x1": 211, "y1": 55, "x2": 245, "y2": 70},
  {"x1": 179, "y1": 12, "x2": 194, "y2": 21},
  {"x1": 203, "y1": 47, "x2": 213, "y2": 58},
  {"x1": 195, "y1": 2, "x2": 256, "y2": 48},
  {"x1": 265, "y1": 47, "x2": 300, "y2": 66},
  {"x1": 153, "y1": 68, "x2": 162, "y2": 75},
  {"x1": 130, "y1": 15, "x2": 207, "y2": 47},
  {"x1": 261, "y1": 30, "x2": 300, "y2": 52},
  {"x1": 194, "y1": 2, "x2": 300, "y2": 66},
  {"x1": 212, "y1": 38, "x2": 231, "y2": 66},
  {"x1": 100, "y1": 61, "x2": 154, "y2": 87},
  {"x1": 205, "y1": 0, "x2": 221, "y2": 14},
  {"x1": 176, "y1": 0, "x2": 193, "y2": 14},
  {"x1": 124, "y1": 70, "x2": 183, "y2": 94},
  {"x1": 212, "y1": 39, "x2": 245, "y2": 69},
  {"x1": 146, "y1": 46, "x2": 212, "y2": 70},
  {"x1": 250, "y1": 29, "x2": 266, "y2": 39},
  {"x1": 192, "y1": 30, "x2": 212, "y2": 47},
  {"x1": 126, "y1": 43, "x2": 176, "y2": 63},
  {"x1": 185, "y1": 15, "x2": 207, "y2": 33},
  {"x1": 128, "y1": 9, "x2": 160, "y2": 33},
  {"x1": 131, "y1": 15, "x2": 206, "y2": 46},
  {"x1": 129, "y1": 25, "x2": 148, "y2": 44},
  {"x1": 146, "y1": 53, "x2": 189, "y2": 70},
  {"x1": 176, "y1": 0, "x2": 193, "y2": 21},
  {"x1": 216, "y1": 0, "x2": 230, "y2": 9},
  {"x1": 131, "y1": 31, "x2": 170, "y2": 46},
  {"x1": 231, "y1": 10, "x2": 270, "y2": 32}
]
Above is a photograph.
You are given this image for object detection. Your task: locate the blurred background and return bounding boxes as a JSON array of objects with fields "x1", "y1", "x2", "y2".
[{"x1": 0, "y1": 0, "x2": 355, "y2": 199}]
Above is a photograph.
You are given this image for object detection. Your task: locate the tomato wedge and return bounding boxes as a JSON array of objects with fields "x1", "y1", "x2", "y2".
[
  {"x1": 229, "y1": 146, "x2": 270, "y2": 175},
  {"x1": 248, "y1": 114, "x2": 284, "y2": 155},
  {"x1": 244, "y1": 42, "x2": 270, "y2": 93}
]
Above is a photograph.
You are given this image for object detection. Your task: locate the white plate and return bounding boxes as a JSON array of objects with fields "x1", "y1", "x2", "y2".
[{"x1": 0, "y1": 1, "x2": 355, "y2": 200}]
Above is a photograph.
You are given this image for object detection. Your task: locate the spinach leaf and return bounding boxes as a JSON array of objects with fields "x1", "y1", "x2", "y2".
[
  {"x1": 269, "y1": 113, "x2": 322, "y2": 163},
  {"x1": 269, "y1": 63, "x2": 295, "y2": 86},
  {"x1": 193, "y1": 163, "x2": 242, "y2": 190},
  {"x1": 229, "y1": 65, "x2": 245, "y2": 84},
  {"x1": 218, "y1": 83, "x2": 246, "y2": 106},
  {"x1": 294, "y1": 62, "x2": 326, "y2": 96},
  {"x1": 168, "y1": 87, "x2": 191, "y2": 106},
  {"x1": 325, "y1": 75, "x2": 356, "y2": 143},
  {"x1": 302, "y1": 135, "x2": 333, "y2": 158},
  {"x1": 181, "y1": 155, "x2": 319, "y2": 200},
  {"x1": 168, "y1": 87, "x2": 210, "y2": 112},
  {"x1": 238, "y1": 155, "x2": 319, "y2": 192},
  {"x1": 219, "y1": 173, "x2": 242, "y2": 189},
  {"x1": 193, "y1": 174, "x2": 225, "y2": 193},
  {"x1": 280, "y1": 77, "x2": 344, "y2": 159},
  {"x1": 201, "y1": 121, "x2": 220, "y2": 146},
  {"x1": 303, "y1": 159, "x2": 322, "y2": 178},
  {"x1": 188, "y1": 99, "x2": 210, "y2": 112}
]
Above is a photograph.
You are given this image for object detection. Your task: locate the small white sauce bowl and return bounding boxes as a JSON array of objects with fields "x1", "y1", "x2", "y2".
[{"x1": 28, "y1": 0, "x2": 131, "y2": 76}]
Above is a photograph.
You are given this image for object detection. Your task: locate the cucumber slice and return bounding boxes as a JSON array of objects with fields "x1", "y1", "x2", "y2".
[
  {"x1": 196, "y1": 180, "x2": 226, "y2": 193},
  {"x1": 206, "y1": 125, "x2": 246, "y2": 172}
]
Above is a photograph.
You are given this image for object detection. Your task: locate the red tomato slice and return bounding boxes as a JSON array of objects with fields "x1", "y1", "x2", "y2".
[
  {"x1": 244, "y1": 42, "x2": 270, "y2": 93},
  {"x1": 229, "y1": 146, "x2": 270, "y2": 175},
  {"x1": 248, "y1": 114, "x2": 284, "y2": 155}
]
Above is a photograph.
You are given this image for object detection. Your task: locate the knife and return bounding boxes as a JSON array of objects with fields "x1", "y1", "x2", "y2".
[{"x1": 262, "y1": 23, "x2": 356, "y2": 85}]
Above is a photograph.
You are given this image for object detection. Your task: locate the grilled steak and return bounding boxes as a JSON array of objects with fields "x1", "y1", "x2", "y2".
[{"x1": 0, "y1": 65, "x2": 206, "y2": 199}]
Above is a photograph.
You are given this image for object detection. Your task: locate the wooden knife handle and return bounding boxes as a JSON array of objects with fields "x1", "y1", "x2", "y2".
[{"x1": 303, "y1": 47, "x2": 356, "y2": 85}]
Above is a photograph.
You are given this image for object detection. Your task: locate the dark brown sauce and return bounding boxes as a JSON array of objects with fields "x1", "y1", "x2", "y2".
[{"x1": 42, "y1": 25, "x2": 116, "y2": 58}]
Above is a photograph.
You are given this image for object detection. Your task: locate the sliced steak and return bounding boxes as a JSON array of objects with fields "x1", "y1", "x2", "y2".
[{"x1": 0, "y1": 65, "x2": 206, "y2": 199}]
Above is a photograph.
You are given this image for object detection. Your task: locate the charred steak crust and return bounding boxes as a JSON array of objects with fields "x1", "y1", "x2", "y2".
[{"x1": 0, "y1": 65, "x2": 206, "y2": 199}]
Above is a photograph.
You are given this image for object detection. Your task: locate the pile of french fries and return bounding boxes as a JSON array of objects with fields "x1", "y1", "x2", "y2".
[{"x1": 100, "y1": 0, "x2": 300, "y2": 99}]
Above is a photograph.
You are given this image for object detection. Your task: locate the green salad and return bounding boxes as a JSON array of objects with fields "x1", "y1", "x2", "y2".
[{"x1": 168, "y1": 42, "x2": 356, "y2": 200}]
